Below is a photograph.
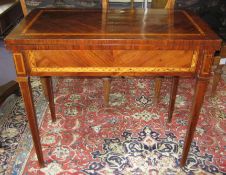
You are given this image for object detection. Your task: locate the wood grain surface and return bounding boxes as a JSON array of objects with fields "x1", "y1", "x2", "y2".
[
  {"x1": 5, "y1": 9, "x2": 221, "y2": 51},
  {"x1": 4, "y1": 8, "x2": 222, "y2": 167}
]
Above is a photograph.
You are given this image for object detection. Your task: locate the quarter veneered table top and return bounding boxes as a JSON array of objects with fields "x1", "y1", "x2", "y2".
[{"x1": 5, "y1": 8, "x2": 221, "y2": 50}]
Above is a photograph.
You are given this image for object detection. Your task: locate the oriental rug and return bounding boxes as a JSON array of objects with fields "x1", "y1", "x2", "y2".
[
  {"x1": 0, "y1": 78, "x2": 47, "y2": 175},
  {"x1": 5, "y1": 78, "x2": 226, "y2": 174}
]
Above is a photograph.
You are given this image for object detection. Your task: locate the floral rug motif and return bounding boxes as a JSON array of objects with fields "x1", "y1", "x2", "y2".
[
  {"x1": 6, "y1": 78, "x2": 226, "y2": 174},
  {"x1": 0, "y1": 78, "x2": 47, "y2": 175}
]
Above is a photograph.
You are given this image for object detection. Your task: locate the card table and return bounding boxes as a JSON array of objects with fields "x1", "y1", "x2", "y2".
[{"x1": 5, "y1": 8, "x2": 221, "y2": 167}]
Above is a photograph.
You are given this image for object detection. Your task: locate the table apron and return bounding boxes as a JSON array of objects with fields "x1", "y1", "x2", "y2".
[{"x1": 16, "y1": 49, "x2": 199, "y2": 77}]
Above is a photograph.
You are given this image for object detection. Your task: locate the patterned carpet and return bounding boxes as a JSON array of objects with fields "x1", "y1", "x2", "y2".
[
  {"x1": 0, "y1": 79, "x2": 47, "y2": 175},
  {"x1": 0, "y1": 77, "x2": 225, "y2": 175}
]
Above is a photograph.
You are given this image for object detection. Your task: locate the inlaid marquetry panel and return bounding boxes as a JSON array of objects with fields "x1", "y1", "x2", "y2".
[
  {"x1": 26, "y1": 50, "x2": 198, "y2": 75},
  {"x1": 21, "y1": 9, "x2": 204, "y2": 37},
  {"x1": 13, "y1": 53, "x2": 26, "y2": 75},
  {"x1": 5, "y1": 9, "x2": 221, "y2": 51}
]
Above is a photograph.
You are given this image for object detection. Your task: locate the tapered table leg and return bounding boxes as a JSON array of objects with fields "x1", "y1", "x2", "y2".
[
  {"x1": 211, "y1": 64, "x2": 223, "y2": 96},
  {"x1": 180, "y1": 78, "x2": 208, "y2": 167},
  {"x1": 154, "y1": 77, "x2": 162, "y2": 104},
  {"x1": 168, "y1": 77, "x2": 179, "y2": 123},
  {"x1": 17, "y1": 77, "x2": 45, "y2": 167},
  {"x1": 40, "y1": 77, "x2": 56, "y2": 122},
  {"x1": 103, "y1": 78, "x2": 111, "y2": 106}
]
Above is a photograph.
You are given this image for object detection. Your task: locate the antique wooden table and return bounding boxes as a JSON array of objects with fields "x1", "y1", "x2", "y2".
[{"x1": 5, "y1": 8, "x2": 221, "y2": 167}]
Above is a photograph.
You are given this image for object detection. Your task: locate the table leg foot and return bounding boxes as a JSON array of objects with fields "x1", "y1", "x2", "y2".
[
  {"x1": 17, "y1": 77, "x2": 45, "y2": 167},
  {"x1": 180, "y1": 78, "x2": 208, "y2": 167},
  {"x1": 41, "y1": 77, "x2": 56, "y2": 122},
  {"x1": 168, "y1": 77, "x2": 179, "y2": 123}
]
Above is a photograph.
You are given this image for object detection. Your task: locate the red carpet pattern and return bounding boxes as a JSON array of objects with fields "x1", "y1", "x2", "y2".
[{"x1": 11, "y1": 78, "x2": 226, "y2": 174}]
